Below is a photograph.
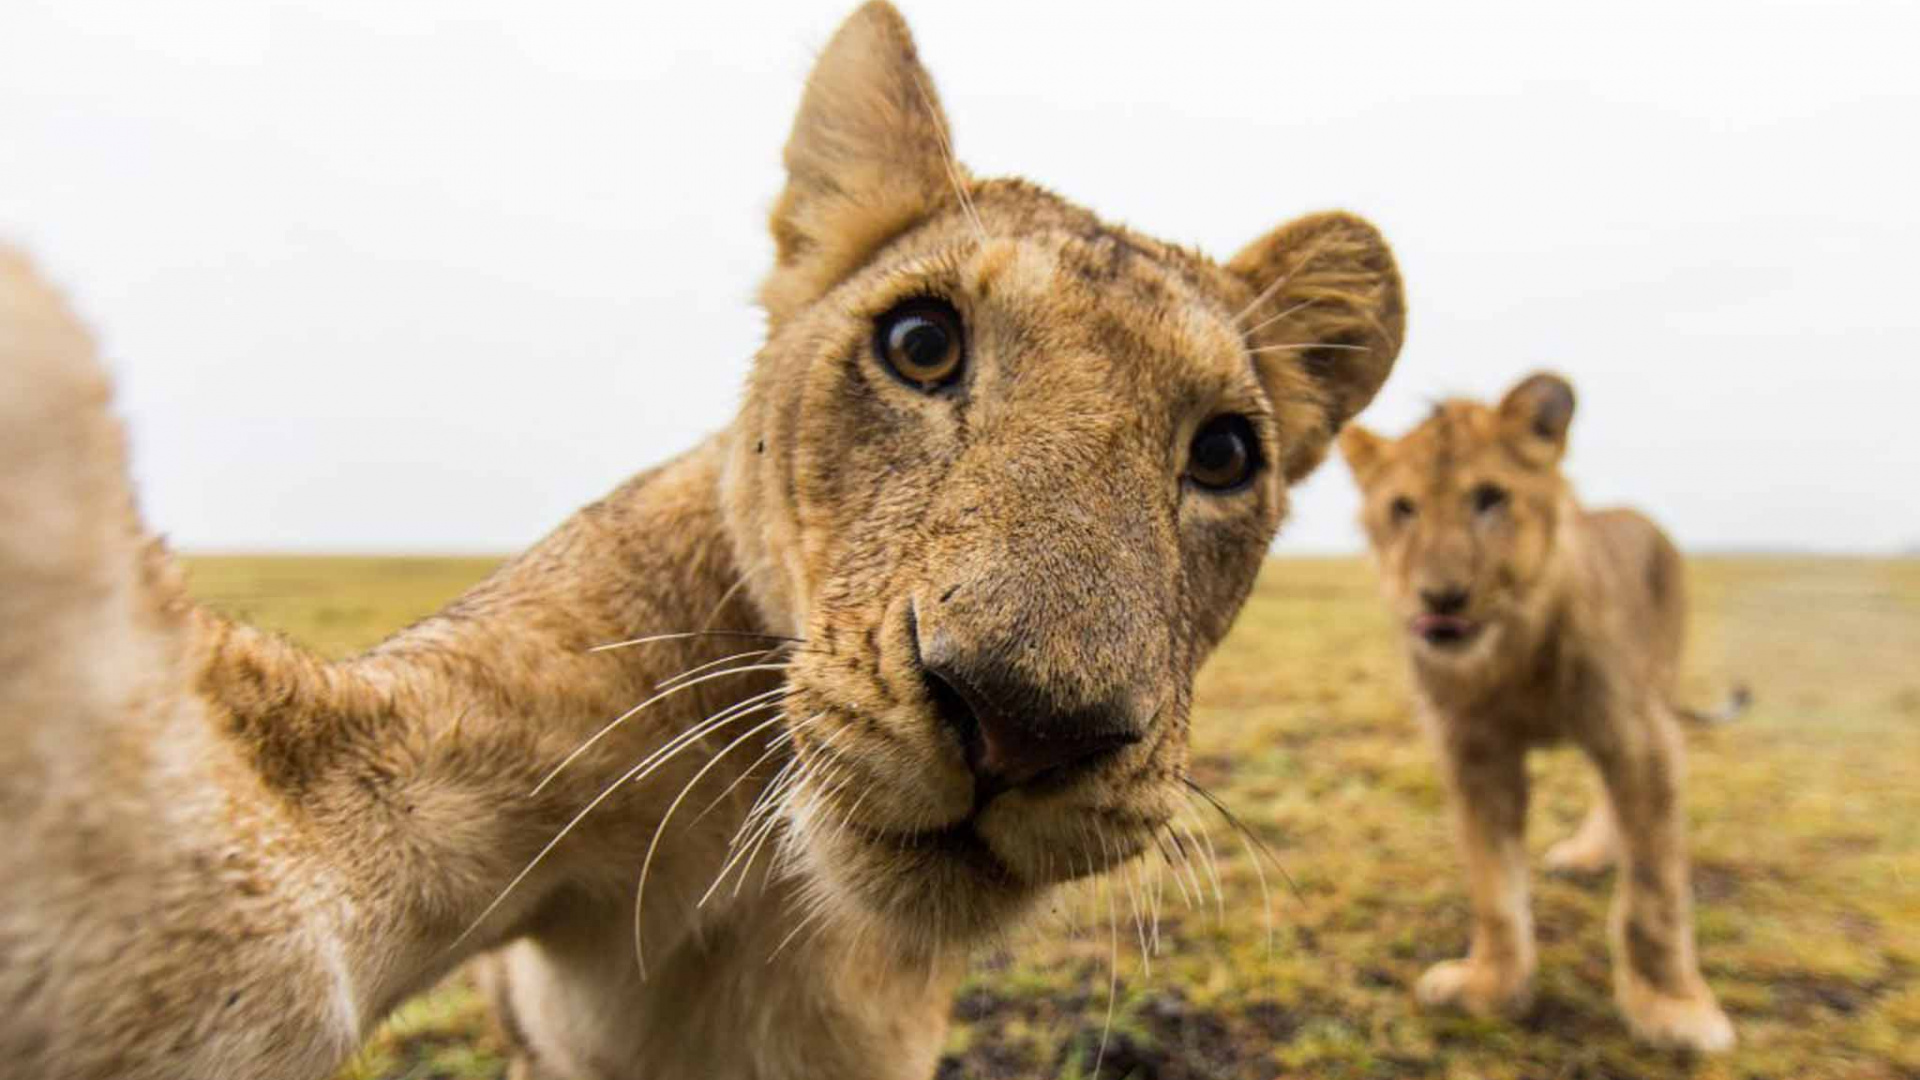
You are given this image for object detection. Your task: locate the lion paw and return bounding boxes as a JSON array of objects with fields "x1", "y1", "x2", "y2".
[
  {"x1": 1621, "y1": 989, "x2": 1735, "y2": 1053},
  {"x1": 1415, "y1": 959, "x2": 1533, "y2": 1018}
]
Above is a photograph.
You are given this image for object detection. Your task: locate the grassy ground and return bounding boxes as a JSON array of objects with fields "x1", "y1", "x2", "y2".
[{"x1": 183, "y1": 555, "x2": 1920, "y2": 1080}]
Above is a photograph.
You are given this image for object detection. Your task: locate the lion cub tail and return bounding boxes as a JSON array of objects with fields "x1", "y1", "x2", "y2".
[
  {"x1": 0, "y1": 247, "x2": 193, "y2": 778},
  {"x1": 1674, "y1": 683, "x2": 1752, "y2": 727}
]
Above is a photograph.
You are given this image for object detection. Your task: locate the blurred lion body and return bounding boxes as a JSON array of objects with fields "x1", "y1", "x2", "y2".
[
  {"x1": 0, "y1": 5, "x2": 1408, "y2": 1079},
  {"x1": 1340, "y1": 374, "x2": 1736, "y2": 1052}
]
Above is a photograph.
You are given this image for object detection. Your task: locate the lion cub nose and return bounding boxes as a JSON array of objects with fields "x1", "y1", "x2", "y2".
[
  {"x1": 918, "y1": 643, "x2": 1146, "y2": 792},
  {"x1": 1420, "y1": 585, "x2": 1471, "y2": 616}
]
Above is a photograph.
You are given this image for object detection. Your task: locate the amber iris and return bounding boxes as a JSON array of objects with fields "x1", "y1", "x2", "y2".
[{"x1": 875, "y1": 299, "x2": 965, "y2": 389}]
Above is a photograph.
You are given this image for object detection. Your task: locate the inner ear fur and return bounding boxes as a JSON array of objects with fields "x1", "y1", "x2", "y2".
[
  {"x1": 1228, "y1": 211, "x2": 1407, "y2": 483},
  {"x1": 759, "y1": 2, "x2": 964, "y2": 325},
  {"x1": 1497, "y1": 370, "x2": 1576, "y2": 467}
]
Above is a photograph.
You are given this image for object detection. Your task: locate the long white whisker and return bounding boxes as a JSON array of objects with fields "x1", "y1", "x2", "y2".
[
  {"x1": 588, "y1": 629, "x2": 802, "y2": 653},
  {"x1": 1239, "y1": 297, "x2": 1316, "y2": 340},
  {"x1": 451, "y1": 698, "x2": 778, "y2": 952},
  {"x1": 1169, "y1": 823, "x2": 1208, "y2": 915},
  {"x1": 1154, "y1": 831, "x2": 1197, "y2": 910},
  {"x1": 532, "y1": 668, "x2": 790, "y2": 796},
  {"x1": 633, "y1": 710, "x2": 805, "y2": 977},
  {"x1": 908, "y1": 67, "x2": 987, "y2": 246},
  {"x1": 1233, "y1": 232, "x2": 1336, "y2": 325},
  {"x1": 1124, "y1": 855, "x2": 1151, "y2": 978},
  {"x1": 1245, "y1": 342, "x2": 1372, "y2": 355},
  {"x1": 696, "y1": 720, "x2": 830, "y2": 909},
  {"x1": 1175, "y1": 811, "x2": 1226, "y2": 925},
  {"x1": 689, "y1": 726, "x2": 794, "y2": 827},
  {"x1": 698, "y1": 573, "x2": 754, "y2": 632},
  {"x1": 1094, "y1": 870, "x2": 1119, "y2": 1078},
  {"x1": 1183, "y1": 781, "x2": 1278, "y2": 958},
  {"x1": 655, "y1": 647, "x2": 781, "y2": 692}
]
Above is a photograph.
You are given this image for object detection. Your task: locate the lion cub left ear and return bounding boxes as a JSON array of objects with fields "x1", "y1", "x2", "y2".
[
  {"x1": 759, "y1": 2, "x2": 963, "y2": 325},
  {"x1": 1337, "y1": 424, "x2": 1389, "y2": 488},
  {"x1": 1228, "y1": 211, "x2": 1406, "y2": 482},
  {"x1": 1497, "y1": 371, "x2": 1577, "y2": 467}
]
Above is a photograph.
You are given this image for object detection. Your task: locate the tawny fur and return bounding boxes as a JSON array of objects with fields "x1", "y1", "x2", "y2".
[
  {"x1": 1340, "y1": 372, "x2": 1737, "y2": 1053},
  {"x1": 0, "y1": 5, "x2": 1406, "y2": 1078}
]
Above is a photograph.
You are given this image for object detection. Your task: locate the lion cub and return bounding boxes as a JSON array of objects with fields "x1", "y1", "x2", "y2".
[
  {"x1": 0, "y1": 4, "x2": 1406, "y2": 1078},
  {"x1": 1339, "y1": 372, "x2": 1736, "y2": 1052}
]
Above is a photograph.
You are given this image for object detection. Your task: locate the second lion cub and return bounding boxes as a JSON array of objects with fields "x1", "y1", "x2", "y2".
[{"x1": 1339, "y1": 372, "x2": 1737, "y2": 1052}]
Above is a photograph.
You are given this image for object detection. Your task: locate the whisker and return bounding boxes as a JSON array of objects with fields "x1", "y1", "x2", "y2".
[
  {"x1": 588, "y1": 629, "x2": 803, "y2": 653},
  {"x1": 695, "y1": 719, "x2": 829, "y2": 909},
  {"x1": 1152, "y1": 830, "x2": 1197, "y2": 910},
  {"x1": 689, "y1": 725, "x2": 795, "y2": 827},
  {"x1": 1245, "y1": 342, "x2": 1373, "y2": 356},
  {"x1": 1094, "y1": 871, "x2": 1119, "y2": 1080},
  {"x1": 633, "y1": 709, "x2": 806, "y2": 977},
  {"x1": 1166, "y1": 823, "x2": 1207, "y2": 916},
  {"x1": 1175, "y1": 811, "x2": 1226, "y2": 925},
  {"x1": 1233, "y1": 232, "x2": 1337, "y2": 325},
  {"x1": 698, "y1": 573, "x2": 755, "y2": 633},
  {"x1": 532, "y1": 669, "x2": 790, "y2": 796},
  {"x1": 908, "y1": 67, "x2": 987, "y2": 247},
  {"x1": 1180, "y1": 776, "x2": 1302, "y2": 901},
  {"x1": 1239, "y1": 297, "x2": 1317, "y2": 340},
  {"x1": 655, "y1": 646, "x2": 786, "y2": 692},
  {"x1": 450, "y1": 697, "x2": 778, "y2": 952},
  {"x1": 1182, "y1": 777, "x2": 1291, "y2": 957}
]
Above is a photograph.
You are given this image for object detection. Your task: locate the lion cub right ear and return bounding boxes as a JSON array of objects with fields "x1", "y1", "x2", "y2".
[
  {"x1": 759, "y1": 2, "x2": 963, "y2": 325},
  {"x1": 1497, "y1": 371, "x2": 1577, "y2": 468},
  {"x1": 1227, "y1": 211, "x2": 1407, "y2": 483}
]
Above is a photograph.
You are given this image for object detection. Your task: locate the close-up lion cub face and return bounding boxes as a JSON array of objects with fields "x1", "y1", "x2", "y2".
[
  {"x1": 1339, "y1": 372, "x2": 1576, "y2": 669},
  {"x1": 720, "y1": 4, "x2": 1405, "y2": 949}
]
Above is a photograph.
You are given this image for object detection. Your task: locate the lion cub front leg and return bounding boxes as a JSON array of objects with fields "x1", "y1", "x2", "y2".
[
  {"x1": 1418, "y1": 731, "x2": 1537, "y2": 1018},
  {"x1": 1587, "y1": 710, "x2": 1734, "y2": 1052}
]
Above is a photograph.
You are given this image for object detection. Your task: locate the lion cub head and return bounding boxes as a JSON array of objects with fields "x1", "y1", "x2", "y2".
[
  {"x1": 719, "y1": 2, "x2": 1406, "y2": 951},
  {"x1": 1339, "y1": 372, "x2": 1577, "y2": 670}
]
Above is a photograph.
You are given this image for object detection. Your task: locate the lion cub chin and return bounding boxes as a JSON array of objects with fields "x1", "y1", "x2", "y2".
[{"x1": 1340, "y1": 372, "x2": 1736, "y2": 1053}]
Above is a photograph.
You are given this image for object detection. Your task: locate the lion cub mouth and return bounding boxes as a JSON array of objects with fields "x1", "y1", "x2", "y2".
[
  {"x1": 1410, "y1": 613, "x2": 1481, "y2": 648},
  {"x1": 859, "y1": 817, "x2": 1015, "y2": 881}
]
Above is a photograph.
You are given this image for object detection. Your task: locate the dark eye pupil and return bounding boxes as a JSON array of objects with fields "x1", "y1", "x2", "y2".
[
  {"x1": 1194, "y1": 433, "x2": 1240, "y2": 472},
  {"x1": 1474, "y1": 485, "x2": 1507, "y2": 512},
  {"x1": 895, "y1": 320, "x2": 948, "y2": 369},
  {"x1": 1188, "y1": 416, "x2": 1257, "y2": 491},
  {"x1": 1392, "y1": 497, "x2": 1416, "y2": 520}
]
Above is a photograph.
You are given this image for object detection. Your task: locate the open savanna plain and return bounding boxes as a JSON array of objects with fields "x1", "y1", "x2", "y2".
[{"x1": 181, "y1": 554, "x2": 1918, "y2": 1080}]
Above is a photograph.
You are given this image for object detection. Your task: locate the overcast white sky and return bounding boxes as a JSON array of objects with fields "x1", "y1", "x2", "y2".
[{"x1": 3, "y1": 1, "x2": 1915, "y2": 554}]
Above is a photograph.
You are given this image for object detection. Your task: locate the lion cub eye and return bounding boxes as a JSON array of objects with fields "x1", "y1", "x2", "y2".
[
  {"x1": 1471, "y1": 483, "x2": 1509, "y2": 515},
  {"x1": 1390, "y1": 495, "x2": 1418, "y2": 524},
  {"x1": 1187, "y1": 415, "x2": 1260, "y2": 492},
  {"x1": 874, "y1": 299, "x2": 965, "y2": 390}
]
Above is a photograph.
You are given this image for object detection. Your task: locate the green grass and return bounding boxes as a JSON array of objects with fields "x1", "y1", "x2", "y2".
[{"x1": 182, "y1": 555, "x2": 1920, "y2": 1080}]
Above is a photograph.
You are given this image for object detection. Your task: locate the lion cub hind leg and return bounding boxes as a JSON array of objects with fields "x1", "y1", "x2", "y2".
[
  {"x1": 1587, "y1": 711, "x2": 1735, "y2": 1052},
  {"x1": 1544, "y1": 791, "x2": 1619, "y2": 876},
  {"x1": 1417, "y1": 733, "x2": 1537, "y2": 1019}
]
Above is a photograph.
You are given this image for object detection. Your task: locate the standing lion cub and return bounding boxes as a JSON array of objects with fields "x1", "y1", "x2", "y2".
[
  {"x1": 1340, "y1": 372, "x2": 1738, "y2": 1052},
  {"x1": 0, "y1": 4, "x2": 1406, "y2": 1078}
]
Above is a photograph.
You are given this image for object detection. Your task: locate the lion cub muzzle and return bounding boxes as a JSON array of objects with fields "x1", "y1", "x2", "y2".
[{"x1": 916, "y1": 617, "x2": 1150, "y2": 794}]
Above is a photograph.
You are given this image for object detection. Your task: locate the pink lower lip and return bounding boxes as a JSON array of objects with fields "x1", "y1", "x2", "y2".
[{"x1": 1410, "y1": 614, "x2": 1478, "y2": 642}]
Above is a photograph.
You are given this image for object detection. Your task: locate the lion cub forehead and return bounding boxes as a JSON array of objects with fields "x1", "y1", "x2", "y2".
[
  {"x1": 947, "y1": 232, "x2": 1246, "y2": 382},
  {"x1": 1390, "y1": 402, "x2": 1510, "y2": 479}
]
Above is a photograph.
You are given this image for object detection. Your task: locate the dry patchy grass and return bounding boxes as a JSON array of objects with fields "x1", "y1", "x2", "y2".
[{"x1": 182, "y1": 554, "x2": 1920, "y2": 1080}]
